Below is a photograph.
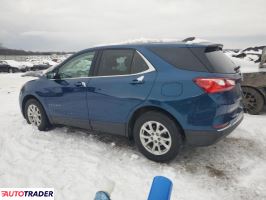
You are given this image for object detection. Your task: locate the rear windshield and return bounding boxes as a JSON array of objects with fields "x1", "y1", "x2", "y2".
[
  {"x1": 149, "y1": 47, "x2": 208, "y2": 72},
  {"x1": 150, "y1": 46, "x2": 237, "y2": 74},
  {"x1": 205, "y1": 50, "x2": 236, "y2": 73}
]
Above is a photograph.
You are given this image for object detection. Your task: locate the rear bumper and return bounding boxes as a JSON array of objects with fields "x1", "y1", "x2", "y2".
[{"x1": 185, "y1": 111, "x2": 244, "y2": 146}]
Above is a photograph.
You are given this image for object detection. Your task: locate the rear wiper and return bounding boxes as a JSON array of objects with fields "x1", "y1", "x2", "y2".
[{"x1": 234, "y1": 65, "x2": 241, "y2": 72}]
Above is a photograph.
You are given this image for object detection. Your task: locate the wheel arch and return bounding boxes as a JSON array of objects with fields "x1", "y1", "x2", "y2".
[
  {"x1": 127, "y1": 105, "x2": 186, "y2": 141},
  {"x1": 22, "y1": 95, "x2": 46, "y2": 118}
]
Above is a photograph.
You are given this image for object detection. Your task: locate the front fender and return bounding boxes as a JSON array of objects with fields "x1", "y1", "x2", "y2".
[{"x1": 19, "y1": 79, "x2": 52, "y2": 122}]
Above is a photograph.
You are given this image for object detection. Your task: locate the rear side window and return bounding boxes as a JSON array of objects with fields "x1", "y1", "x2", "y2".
[
  {"x1": 97, "y1": 49, "x2": 134, "y2": 76},
  {"x1": 205, "y1": 50, "x2": 236, "y2": 73},
  {"x1": 149, "y1": 47, "x2": 207, "y2": 72},
  {"x1": 131, "y1": 52, "x2": 149, "y2": 73}
]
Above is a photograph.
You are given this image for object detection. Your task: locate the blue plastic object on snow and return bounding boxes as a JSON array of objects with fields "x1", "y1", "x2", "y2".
[
  {"x1": 94, "y1": 191, "x2": 111, "y2": 200},
  {"x1": 147, "y1": 176, "x2": 173, "y2": 200}
]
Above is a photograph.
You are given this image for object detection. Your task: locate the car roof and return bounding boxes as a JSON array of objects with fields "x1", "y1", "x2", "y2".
[{"x1": 79, "y1": 42, "x2": 223, "y2": 53}]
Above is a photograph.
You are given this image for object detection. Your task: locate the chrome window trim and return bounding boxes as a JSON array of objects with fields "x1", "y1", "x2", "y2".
[{"x1": 48, "y1": 50, "x2": 156, "y2": 80}]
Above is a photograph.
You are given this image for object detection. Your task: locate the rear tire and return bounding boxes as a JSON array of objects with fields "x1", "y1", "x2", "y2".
[
  {"x1": 133, "y1": 111, "x2": 182, "y2": 162},
  {"x1": 242, "y1": 87, "x2": 264, "y2": 115},
  {"x1": 24, "y1": 99, "x2": 51, "y2": 131}
]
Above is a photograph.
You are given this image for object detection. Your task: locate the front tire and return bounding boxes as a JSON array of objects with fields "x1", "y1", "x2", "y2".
[
  {"x1": 133, "y1": 111, "x2": 182, "y2": 162},
  {"x1": 24, "y1": 99, "x2": 51, "y2": 131}
]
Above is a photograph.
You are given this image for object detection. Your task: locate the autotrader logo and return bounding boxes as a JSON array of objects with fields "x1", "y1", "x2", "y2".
[{"x1": 0, "y1": 188, "x2": 54, "y2": 200}]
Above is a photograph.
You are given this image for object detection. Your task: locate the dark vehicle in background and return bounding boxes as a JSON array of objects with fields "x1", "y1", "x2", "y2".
[
  {"x1": 27, "y1": 64, "x2": 51, "y2": 71},
  {"x1": 19, "y1": 42, "x2": 243, "y2": 162},
  {"x1": 0, "y1": 60, "x2": 20, "y2": 73},
  {"x1": 241, "y1": 71, "x2": 266, "y2": 114}
]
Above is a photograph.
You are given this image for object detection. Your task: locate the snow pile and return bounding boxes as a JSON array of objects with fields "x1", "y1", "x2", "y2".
[
  {"x1": 224, "y1": 46, "x2": 265, "y2": 72},
  {"x1": 230, "y1": 51, "x2": 261, "y2": 64},
  {"x1": 19, "y1": 61, "x2": 34, "y2": 68},
  {"x1": 24, "y1": 55, "x2": 69, "y2": 67},
  {"x1": 242, "y1": 46, "x2": 264, "y2": 55},
  {"x1": 94, "y1": 38, "x2": 182, "y2": 47},
  {"x1": 0, "y1": 55, "x2": 70, "y2": 71},
  {"x1": 1, "y1": 60, "x2": 25, "y2": 69},
  {"x1": 224, "y1": 53, "x2": 260, "y2": 73},
  {"x1": 183, "y1": 37, "x2": 210, "y2": 44},
  {"x1": 224, "y1": 50, "x2": 266, "y2": 73},
  {"x1": 0, "y1": 73, "x2": 266, "y2": 200},
  {"x1": 42, "y1": 59, "x2": 58, "y2": 66},
  {"x1": 96, "y1": 37, "x2": 210, "y2": 47}
]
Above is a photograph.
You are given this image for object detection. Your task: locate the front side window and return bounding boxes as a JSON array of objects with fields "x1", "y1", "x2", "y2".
[{"x1": 58, "y1": 51, "x2": 95, "y2": 78}]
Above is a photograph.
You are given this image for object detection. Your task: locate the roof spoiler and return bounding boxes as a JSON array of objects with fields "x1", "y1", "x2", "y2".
[{"x1": 204, "y1": 43, "x2": 224, "y2": 52}]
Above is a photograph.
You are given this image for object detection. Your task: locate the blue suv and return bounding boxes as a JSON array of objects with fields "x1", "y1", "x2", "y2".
[{"x1": 19, "y1": 42, "x2": 244, "y2": 162}]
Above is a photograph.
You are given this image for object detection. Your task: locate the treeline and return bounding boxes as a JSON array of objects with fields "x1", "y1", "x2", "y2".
[{"x1": 0, "y1": 48, "x2": 74, "y2": 55}]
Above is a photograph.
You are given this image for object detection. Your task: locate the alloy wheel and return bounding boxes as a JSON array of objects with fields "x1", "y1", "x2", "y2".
[
  {"x1": 139, "y1": 121, "x2": 172, "y2": 155},
  {"x1": 27, "y1": 104, "x2": 42, "y2": 126}
]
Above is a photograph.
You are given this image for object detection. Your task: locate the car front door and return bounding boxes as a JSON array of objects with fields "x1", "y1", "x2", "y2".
[
  {"x1": 44, "y1": 51, "x2": 96, "y2": 129},
  {"x1": 86, "y1": 49, "x2": 156, "y2": 136}
]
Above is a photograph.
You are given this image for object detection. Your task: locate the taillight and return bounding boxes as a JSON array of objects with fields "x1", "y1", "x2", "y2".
[{"x1": 194, "y1": 78, "x2": 236, "y2": 93}]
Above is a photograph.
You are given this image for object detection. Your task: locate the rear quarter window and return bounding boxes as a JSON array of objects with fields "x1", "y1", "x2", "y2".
[
  {"x1": 190, "y1": 46, "x2": 237, "y2": 74},
  {"x1": 131, "y1": 52, "x2": 149, "y2": 73},
  {"x1": 149, "y1": 47, "x2": 208, "y2": 72},
  {"x1": 205, "y1": 50, "x2": 236, "y2": 74}
]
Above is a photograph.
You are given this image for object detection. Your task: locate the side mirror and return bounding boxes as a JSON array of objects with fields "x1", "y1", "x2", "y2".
[{"x1": 46, "y1": 71, "x2": 60, "y2": 79}]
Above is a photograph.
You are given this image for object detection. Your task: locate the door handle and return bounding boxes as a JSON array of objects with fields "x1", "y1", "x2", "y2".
[
  {"x1": 130, "y1": 75, "x2": 144, "y2": 84},
  {"x1": 75, "y1": 81, "x2": 86, "y2": 87}
]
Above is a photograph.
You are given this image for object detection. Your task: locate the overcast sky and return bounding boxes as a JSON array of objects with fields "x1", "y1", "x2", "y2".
[{"x1": 0, "y1": 0, "x2": 265, "y2": 51}]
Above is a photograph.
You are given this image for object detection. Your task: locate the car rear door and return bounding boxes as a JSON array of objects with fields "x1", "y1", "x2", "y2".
[{"x1": 86, "y1": 49, "x2": 156, "y2": 136}]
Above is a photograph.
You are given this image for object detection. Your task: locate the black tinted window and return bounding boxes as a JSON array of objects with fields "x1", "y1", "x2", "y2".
[
  {"x1": 97, "y1": 49, "x2": 134, "y2": 76},
  {"x1": 149, "y1": 47, "x2": 207, "y2": 72},
  {"x1": 205, "y1": 50, "x2": 236, "y2": 73},
  {"x1": 131, "y1": 52, "x2": 149, "y2": 73}
]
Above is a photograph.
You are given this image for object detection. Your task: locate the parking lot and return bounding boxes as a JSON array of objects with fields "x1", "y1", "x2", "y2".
[{"x1": 0, "y1": 73, "x2": 265, "y2": 200}]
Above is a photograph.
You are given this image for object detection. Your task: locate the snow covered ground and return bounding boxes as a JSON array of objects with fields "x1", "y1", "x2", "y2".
[
  {"x1": 0, "y1": 73, "x2": 266, "y2": 200},
  {"x1": 224, "y1": 51, "x2": 262, "y2": 73}
]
